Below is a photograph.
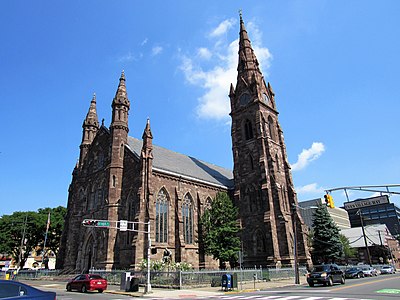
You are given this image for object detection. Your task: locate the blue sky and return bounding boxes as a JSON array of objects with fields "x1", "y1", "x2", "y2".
[{"x1": 1, "y1": 0, "x2": 399, "y2": 216}]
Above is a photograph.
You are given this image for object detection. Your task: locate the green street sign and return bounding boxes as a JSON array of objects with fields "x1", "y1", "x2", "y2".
[{"x1": 97, "y1": 221, "x2": 110, "y2": 227}]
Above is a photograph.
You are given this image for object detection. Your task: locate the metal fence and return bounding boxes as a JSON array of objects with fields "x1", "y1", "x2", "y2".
[{"x1": 5, "y1": 266, "x2": 308, "y2": 289}]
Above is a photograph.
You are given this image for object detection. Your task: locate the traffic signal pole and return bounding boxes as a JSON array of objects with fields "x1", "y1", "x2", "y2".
[
  {"x1": 82, "y1": 219, "x2": 152, "y2": 294},
  {"x1": 357, "y1": 210, "x2": 372, "y2": 266},
  {"x1": 145, "y1": 222, "x2": 152, "y2": 294}
]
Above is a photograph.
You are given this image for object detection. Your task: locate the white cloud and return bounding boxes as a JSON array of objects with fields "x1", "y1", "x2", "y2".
[
  {"x1": 296, "y1": 183, "x2": 325, "y2": 194},
  {"x1": 209, "y1": 18, "x2": 236, "y2": 37},
  {"x1": 197, "y1": 47, "x2": 212, "y2": 60},
  {"x1": 291, "y1": 142, "x2": 325, "y2": 171},
  {"x1": 141, "y1": 38, "x2": 148, "y2": 46},
  {"x1": 152, "y1": 46, "x2": 163, "y2": 56},
  {"x1": 179, "y1": 19, "x2": 272, "y2": 121},
  {"x1": 118, "y1": 52, "x2": 136, "y2": 62}
]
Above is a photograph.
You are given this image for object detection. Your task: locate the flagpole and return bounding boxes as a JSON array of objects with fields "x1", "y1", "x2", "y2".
[{"x1": 42, "y1": 212, "x2": 50, "y2": 268}]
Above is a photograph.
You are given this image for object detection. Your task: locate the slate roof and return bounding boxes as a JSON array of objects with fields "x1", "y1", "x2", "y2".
[{"x1": 126, "y1": 137, "x2": 234, "y2": 189}]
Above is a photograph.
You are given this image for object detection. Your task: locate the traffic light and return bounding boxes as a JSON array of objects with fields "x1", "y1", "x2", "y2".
[
  {"x1": 324, "y1": 194, "x2": 335, "y2": 208},
  {"x1": 82, "y1": 219, "x2": 97, "y2": 226}
]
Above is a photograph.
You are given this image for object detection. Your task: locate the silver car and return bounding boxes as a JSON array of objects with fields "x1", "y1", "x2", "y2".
[{"x1": 380, "y1": 265, "x2": 395, "y2": 274}]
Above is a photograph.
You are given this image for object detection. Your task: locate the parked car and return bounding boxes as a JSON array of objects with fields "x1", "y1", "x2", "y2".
[
  {"x1": 66, "y1": 274, "x2": 107, "y2": 293},
  {"x1": 306, "y1": 264, "x2": 345, "y2": 287},
  {"x1": 0, "y1": 279, "x2": 56, "y2": 299},
  {"x1": 345, "y1": 267, "x2": 365, "y2": 278},
  {"x1": 380, "y1": 265, "x2": 396, "y2": 274},
  {"x1": 362, "y1": 266, "x2": 378, "y2": 276}
]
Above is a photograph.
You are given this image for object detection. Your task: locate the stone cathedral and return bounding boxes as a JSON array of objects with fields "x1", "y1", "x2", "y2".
[{"x1": 57, "y1": 15, "x2": 311, "y2": 272}]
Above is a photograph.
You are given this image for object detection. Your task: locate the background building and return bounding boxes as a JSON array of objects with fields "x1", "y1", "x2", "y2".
[
  {"x1": 298, "y1": 198, "x2": 351, "y2": 230},
  {"x1": 341, "y1": 224, "x2": 399, "y2": 268},
  {"x1": 343, "y1": 195, "x2": 400, "y2": 236}
]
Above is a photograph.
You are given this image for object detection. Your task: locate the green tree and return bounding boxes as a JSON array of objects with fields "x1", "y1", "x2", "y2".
[
  {"x1": 311, "y1": 204, "x2": 342, "y2": 264},
  {"x1": 339, "y1": 233, "x2": 357, "y2": 264},
  {"x1": 199, "y1": 192, "x2": 241, "y2": 269},
  {"x1": 0, "y1": 211, "x2": 40, "y2": 268},
  {"x1": 0, "y1": 206, "x2": 66, "y2": 268}
]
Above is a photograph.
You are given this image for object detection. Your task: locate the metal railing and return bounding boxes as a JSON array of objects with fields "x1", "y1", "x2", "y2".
[{"x1": 5, "y1": 266, "x2": 308, "y2": 289}]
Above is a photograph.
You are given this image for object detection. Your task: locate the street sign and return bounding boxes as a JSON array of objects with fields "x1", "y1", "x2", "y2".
[
  {"x1": 119, "y1": 220, "x2": 128, "y2": 231},
  {"x1": 97, "y1": 221, "x2": 110, "y2": 227}
]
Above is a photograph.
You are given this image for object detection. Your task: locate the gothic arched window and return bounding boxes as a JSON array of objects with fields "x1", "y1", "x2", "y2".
[
  {"x1": 88, "y1": 185, "x2": 95, "y2": 210},
  {"x1": 254, "y1": 230, "x2": 266, "y2": 254},
  {"x1": 79, "y1": 189, "x2": 86, "y2": 210},
  {"x1": 155, "y1": 188, "x2": 169, "y2": 243},
  {"x1": 244, "y1": 119, "x2": 253, "y2": 140},
  {"x1": 268, "y1": 116, "x2": 276, "y2": 142},
  {"x1": 119, "y1": 143, "x2": 124, "y2": 158},
  {"x1": 249, "y1": 153, "x2": 254, "y2": 170},
  {"x1": 275, "y1": 154, "x2": 280, "y2": 172},
  {"x1": 182, "y1": 193, "x2": 194, "y2": 244},
  {"x1": 98, "y1": 151, "x2": 104, "y2": 169},
  {"x1": 96, "y1": 183, "x2": 103, "y2": 208}
]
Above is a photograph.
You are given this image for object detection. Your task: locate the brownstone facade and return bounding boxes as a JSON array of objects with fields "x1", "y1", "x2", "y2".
[
  {"x1": 57, "y1": 15, "x2": 311, "y2": 272},
  {"x1": 230, "y1": 15, "x2": 311, "y2": 268}
]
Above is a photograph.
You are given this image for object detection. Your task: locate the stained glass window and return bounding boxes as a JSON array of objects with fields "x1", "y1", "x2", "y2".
[
  {"x1": 182, "y1": 193, "x2": 194, "y2": 244},
  {"x1": 155, "y1": 188, "x2": 168, "y2": 243}
]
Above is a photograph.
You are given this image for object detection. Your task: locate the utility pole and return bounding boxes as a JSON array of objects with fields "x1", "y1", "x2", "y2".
[
  {"x1": 357, "y1": 209, "x2": 372, "y2": 266},
  {"x1": 42, "y1": 212, "x2": 51, "y2": 268},
  {"x1": 18, "y1": 215, "x2": 28, "y2": 270}
]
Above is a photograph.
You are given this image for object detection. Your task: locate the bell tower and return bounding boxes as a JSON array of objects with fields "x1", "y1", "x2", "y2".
[
  {"x1": 230, "y1": 14, "x2": 311, "y2": 268},
  {"x1": 104, "y1": 71, "x2": 131, "y2": 270}
]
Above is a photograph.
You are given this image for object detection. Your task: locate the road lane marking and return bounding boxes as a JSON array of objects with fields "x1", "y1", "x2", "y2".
[{"x1": 333, "y1": 276, "x2": 399, "y2": 291}]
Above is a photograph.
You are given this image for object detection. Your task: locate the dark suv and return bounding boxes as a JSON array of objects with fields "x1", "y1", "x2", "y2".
[{"x1": 307, "y1": 264, "x2": 345, "y2": 287}]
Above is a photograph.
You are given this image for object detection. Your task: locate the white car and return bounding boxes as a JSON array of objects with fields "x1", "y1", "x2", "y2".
[
  {"x1": 380, "y1": 265, "x2": 395, "y2": 274},
  {"x1": 362, "y1": 266, "x2": 378, "y2": 276}
]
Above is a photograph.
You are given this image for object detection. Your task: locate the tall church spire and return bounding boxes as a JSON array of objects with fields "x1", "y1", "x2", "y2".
[
  {"x1": 237, "y1": 14, "x2": 262, "y2": 86},
  {"x1": 78, "y1": 93, "x2": 99, "y2": 167},
  {"x1": 105, "y1": 71, "x2": 131, "y2": 270},
  {"x1": 230, "y1": 13, "x2": 311, "y2": 269}
]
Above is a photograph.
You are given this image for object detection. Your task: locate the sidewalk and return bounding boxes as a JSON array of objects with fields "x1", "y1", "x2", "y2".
[{"x1": 105, "y1": 277, "x2": 307, "y2": 298}]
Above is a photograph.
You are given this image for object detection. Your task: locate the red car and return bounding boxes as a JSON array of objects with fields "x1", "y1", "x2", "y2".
[{"x1": 66, "y1": 274, "x2": 107, "y2": 293}]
